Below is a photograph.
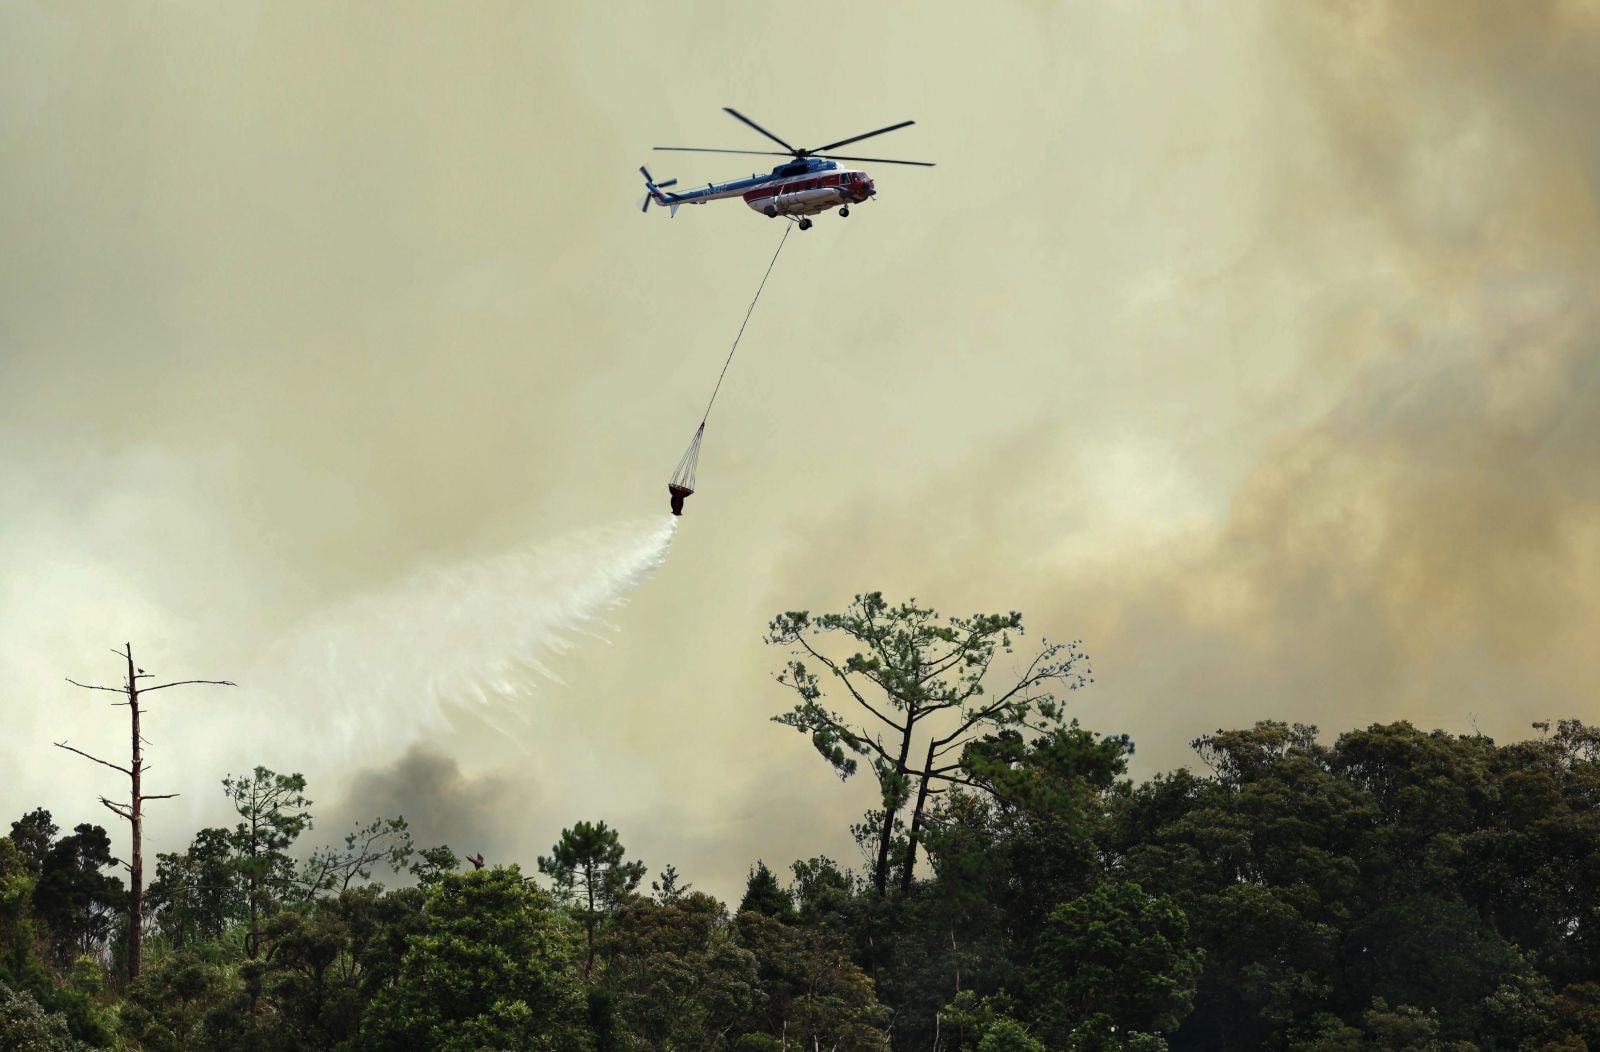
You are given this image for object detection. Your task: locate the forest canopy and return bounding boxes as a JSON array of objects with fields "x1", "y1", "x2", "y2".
[{"x1": 3, "y1": 595, "x2": 1598, "y2": 1050}]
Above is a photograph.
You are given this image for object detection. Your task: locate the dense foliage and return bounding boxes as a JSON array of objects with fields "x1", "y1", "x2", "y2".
[{"x1": 4, "y1": 598, "x2": 1597, "y2": 1050}]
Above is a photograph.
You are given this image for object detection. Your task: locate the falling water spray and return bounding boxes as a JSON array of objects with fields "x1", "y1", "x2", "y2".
[{"x1": 257, "y1": 516, "x2": 678, "y2": 765}]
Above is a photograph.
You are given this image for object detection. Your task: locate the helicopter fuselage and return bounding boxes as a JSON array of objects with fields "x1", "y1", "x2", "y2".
[
  {"x1": 642, "y1": 108, "x2": 928, "y2": 227},
  {"x1": 649, "y1": 158, "x2": 875, "y2": 219}
]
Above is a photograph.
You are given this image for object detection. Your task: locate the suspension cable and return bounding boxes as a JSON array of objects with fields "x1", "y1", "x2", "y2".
[{"x1": 700, "y1": 223, "x2": 791, "y2": 425}]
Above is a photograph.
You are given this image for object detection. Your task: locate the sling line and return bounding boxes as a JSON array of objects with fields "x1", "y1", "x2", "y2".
[
  {"x1": 668, "y1": 225, "x2": 791, "y2": 513},
  {"x1": 703, "y1": 222, "x2": 791, "y2": 425}
]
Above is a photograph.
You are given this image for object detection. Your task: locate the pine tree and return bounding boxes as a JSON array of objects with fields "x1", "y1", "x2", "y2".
[
  {"x1": 537, "y1": 820, "x2": 645, "y2": 976},
  {"x1": 738, "y1": 861, "x2": 795, "y2": 921}
]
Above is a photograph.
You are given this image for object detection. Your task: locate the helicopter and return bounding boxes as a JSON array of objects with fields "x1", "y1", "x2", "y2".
[{"x1": 640, "y1": 107, "x2": 933, "y2": 230}]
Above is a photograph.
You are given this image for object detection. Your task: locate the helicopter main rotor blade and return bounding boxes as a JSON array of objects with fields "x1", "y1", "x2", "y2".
[
  {"x1": 814, "y1": 153, "x2": 937, "y2": 167},
  {"x1": 810, "y1": 120, "x2": 917, "y2": 154},
  {"x1": 723, "y1": 107, "x2": 800, "y2": 155},
  {"x1": 654, "y1": 146, "x2": 796, "y2": 158}
]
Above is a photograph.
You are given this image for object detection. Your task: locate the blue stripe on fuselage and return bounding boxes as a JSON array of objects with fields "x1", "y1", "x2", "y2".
[
  {"x1": 661, "y1": 160, "x2": 839, "y2": 205},
  {"x1": 664, "y1": 173, "x2": 779, "y2": 204}
]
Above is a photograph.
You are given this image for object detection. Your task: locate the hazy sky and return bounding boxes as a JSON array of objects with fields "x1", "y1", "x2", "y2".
[{"x1": 4, "y1": 2, "x2": 1597, "y2": 903}]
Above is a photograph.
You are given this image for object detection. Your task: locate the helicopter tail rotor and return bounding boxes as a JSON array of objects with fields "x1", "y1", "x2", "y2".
[{"x1": 639, "y1": 166, "x2": 679, "y2": 214}]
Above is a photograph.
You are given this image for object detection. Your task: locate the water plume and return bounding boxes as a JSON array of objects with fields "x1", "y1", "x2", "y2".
[{"x1": 258, "y1": 515, "x2": 678, "y2": 764}]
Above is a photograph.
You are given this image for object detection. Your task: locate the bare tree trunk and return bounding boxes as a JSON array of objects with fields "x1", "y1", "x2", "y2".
[
  {"x1": 58, "y1": 643, "x2": 234, "y2": 984},
  {"x1": 125, "y1": 645, "x2": 144, "y2": 981}
]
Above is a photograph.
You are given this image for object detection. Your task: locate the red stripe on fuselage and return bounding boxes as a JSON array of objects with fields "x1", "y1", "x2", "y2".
[{"x1": 744, "y1": 172, "x2": 858, "y2": 203}]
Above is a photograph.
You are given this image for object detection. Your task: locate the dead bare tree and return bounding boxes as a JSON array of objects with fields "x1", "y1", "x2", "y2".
[{"x1": 56, "y1": 642, "x2": 234, "y2": 981}]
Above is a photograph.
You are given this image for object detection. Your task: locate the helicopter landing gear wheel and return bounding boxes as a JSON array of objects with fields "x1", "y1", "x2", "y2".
[
  {"x1": 798, "y1": 217, "x2": 813, "y2": 231},
  {"x1": 839, "y1": 206, "x2": 849, "y2": 218}
]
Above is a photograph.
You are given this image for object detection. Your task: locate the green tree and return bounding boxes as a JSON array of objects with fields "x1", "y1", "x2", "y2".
[
  {"x1": 0, "y1": 840, "x2": 54, "y2": 1035},
  {"x1": 1467, "y1": 721, "x2": 1600, "y2": 983},
  {"x1": 842, "y1": 724, "x2": 1136, "y2": 1047},
  {"x1": 1286, "y1": 1012, "x2": 1364, "y2": 1052},
  {"x1": 738, "y1": 862, "x2": 794, "y2": 922},
  {"x1": 247, "y1": 883, "x2": 429, "y2": 1050},
  {"x1": 0, "y1": 980, "x2": 94, "y2": 1052},
  {"x1": 1030, "y1": 881, "x2": 1202, "y2": 1046},
  {"x1": 736, "y1": 910, "x2": 890, "y2": 1051},
  {"x1": 1357, "y1": 999, "x2": 1451, "y2": 1051},
  {"x1": 767, "y1": 592, "x2": 1090, "y2": 895},
  {"x1": 223, "y1": 766, "x2": 313, "y2": 960},
  {"x1": 1353, "y1": 896, "x2": 1515, "y2": 1016},
  {"x1": 145, "y1": 826, "x2": 241, "y2": 947},
  {"x1": 408, "y1": 845, "x2": 461, "y2": 888},
  {"x1": 0, "y1": 840, "x2": 107, "y2": 1048},
  {"x1": 357, "y1": 867, "x2": 587, "y2": 1051},
  {"x1": 0, "y1": 839, "x2": 40, "y2": 991},
  {"x1": 650, "y1": 864, "x2": 691, "y2": 905},
  {"x1": 538, "y1": 820, "x2": 646, "y2": 976},
  {"x1": 116, "y1": 949, "x2": 233, "y2": 1052},
  {"x1": 600, "y1": 892, "x2": 760, "y2": 1050},
  {"x1": 1119, "y1": 723, "x2": 1368, "y2": 1047},
  {"x1": 1553, "y1": 982, "x2": 1600, "y2": 1047},
  {"x1": 929, "y1": 723, "x2": 1133, "y2": 958},
  {"x1": 6, "y1": 811, "x2": 56, "y2": 877},
  {"x1": 977, "y1": 1017, "x2": 1047, "y2": 1052},
  {"x1": 30, "y1": 824, "x2": 125, "y2": 969},
  {"x1": 1330, "y1": 723, "x2": 1497, "y2": 903},
  {"x1": 297, "y1": 816, "x2": 414, "y2": 900},
  {"x1": 789, "y1": 856, "x2": 858, "y2": 932},
  {"x1": 938, "y1": 991, "x2": 1033, "y2": 1051}
]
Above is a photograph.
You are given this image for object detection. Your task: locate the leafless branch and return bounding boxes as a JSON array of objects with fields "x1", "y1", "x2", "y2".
[
  {"x1": 64, "y1": 678, "x2": 126, "y2": 695},
  {"x1": 55, "y1": 741, "x2": 133, "y2": 776},
  {"x1": 99, "y1": 797, "x2": 133, "y2": 822},
  {"x1": 143, "y1": 792, "x2": 180, "y2": 801},
  {"x1": 140, "y1": 678, "x2": 237, "y2": 694}
]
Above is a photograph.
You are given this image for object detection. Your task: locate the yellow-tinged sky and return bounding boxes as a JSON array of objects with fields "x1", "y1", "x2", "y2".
[{"x1": 3, "y1": 1, "x2": 1597, "y2": 902}]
